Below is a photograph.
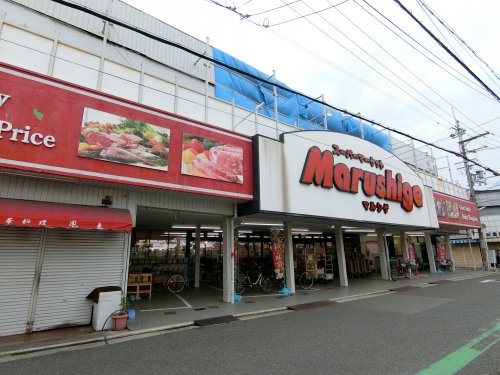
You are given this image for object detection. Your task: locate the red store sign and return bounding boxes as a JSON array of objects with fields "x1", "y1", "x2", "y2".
[
  {"x1": 0, "y1": 64, "x2": 252, "y2": 200},
  {"x1": 433, "y1": 191, "x2": 480, "y2": 229}
]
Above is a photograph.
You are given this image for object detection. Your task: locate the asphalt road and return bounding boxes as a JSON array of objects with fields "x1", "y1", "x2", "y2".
[{"x1": 1, "y1": 275, "x2": 499, "y2": 375}]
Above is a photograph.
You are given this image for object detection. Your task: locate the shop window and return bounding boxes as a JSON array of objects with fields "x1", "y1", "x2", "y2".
[{"x1": 130, "y1": 230, "x2": 187, "y2": 279}]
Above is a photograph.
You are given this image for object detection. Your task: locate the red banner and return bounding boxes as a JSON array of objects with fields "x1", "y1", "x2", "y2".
[
  {"x1": 407, "y1": 242, "x2": 415, "y2": 262},
  {"x1": 271, "y1": 241, "x2": 284, "y2": 279},
  {"x1": 433, "y1": 192, "x2": 480, "y2": 229},
  {"x1": 437, "y1": 243, "x2": 447, "y2": 261},
  {"x1": 0, "y1": 64, "x2": 252, "y2": 200}
]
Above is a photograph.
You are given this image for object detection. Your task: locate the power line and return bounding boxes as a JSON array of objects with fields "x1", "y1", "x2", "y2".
[
  {"x1": 392, "y1": 0, "x2": 500, "y2": 102},
  {"x1": 277, "y1": 0, "x2": 458, "y2": 128},
  {"x1": 357, "y1": 1, "x2": 491, "y2": 100},
  {"x1": 47, "y1": 0, "x2": 500, "y2": 177},
  {"x1": 209, "y1": 0, "x2": 500, "y2": 148},
  {"x1": 418, "y1": 0, "x2": 500, "y2": 85},
  {"x1": 355, "y1": 0, "x2": 500, "y2": 146}
]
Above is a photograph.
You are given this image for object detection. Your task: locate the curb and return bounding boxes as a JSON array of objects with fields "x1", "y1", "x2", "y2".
[
  {"x1": 0, "y1": 321, "x2": 195, "y2": 358},
  {"x1": 1, "y1": 272, "x2": 494, "y2": 358}
]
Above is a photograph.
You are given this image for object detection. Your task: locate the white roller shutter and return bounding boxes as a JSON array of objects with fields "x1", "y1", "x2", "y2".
[
  {"x1": 32, "y1": 229, "x2": 127, "y2": 332},
  {"x1": 0, "y1": 227, "x2": 42, "y2": 336}
]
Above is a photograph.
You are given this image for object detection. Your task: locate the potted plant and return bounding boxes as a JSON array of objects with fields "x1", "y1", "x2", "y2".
[{"x1": 111, "y1": 296, "x2": 130, "y2": 331}]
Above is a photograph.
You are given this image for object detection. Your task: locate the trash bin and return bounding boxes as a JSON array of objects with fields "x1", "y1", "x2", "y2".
[{"x1": 86, "y1": 286, "x2": 122, "y2": 331}]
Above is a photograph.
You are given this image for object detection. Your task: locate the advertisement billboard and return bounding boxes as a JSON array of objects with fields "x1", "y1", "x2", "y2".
[
  {"x1": 433, "y1": 191, "x2": 480, "y2": 229},
  {"x1": 0, "y1": 64, "x2": 252, "y2": 200}
]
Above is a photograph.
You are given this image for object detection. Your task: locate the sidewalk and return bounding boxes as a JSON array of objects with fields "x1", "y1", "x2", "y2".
[{"x1": 0, "y1": 268, "x2": 496, "y2": 358}]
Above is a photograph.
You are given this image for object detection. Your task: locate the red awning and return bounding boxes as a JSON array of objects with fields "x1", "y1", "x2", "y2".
[{"x1": 0, "y1": 198, "x2": 132, "y2": 232}]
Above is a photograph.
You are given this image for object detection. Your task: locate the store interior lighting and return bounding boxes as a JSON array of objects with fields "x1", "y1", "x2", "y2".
[
  {"x1": 292, "y1": 231, "x2": 324, "y2": 235},
  {"x1": 240, "y1": 220, "x2": 284, "y2": 226},
  {"x1": 171, "y1": 225, "x2": 221, "y2": 230},
  {"x1": 161, "y1": 231, "x2": 187, "y2": 236},
  {"x1": 343, "y1": 227, "x2": 376, "y2": 233}
]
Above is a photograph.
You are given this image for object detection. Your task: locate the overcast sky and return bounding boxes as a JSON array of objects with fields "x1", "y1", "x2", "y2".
[{"x1": 121, "y1": 0, "x2": 500, "y2": 191}]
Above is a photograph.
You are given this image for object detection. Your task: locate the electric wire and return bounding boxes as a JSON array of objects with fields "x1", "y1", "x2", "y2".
[
  {"x1": 417, "y1": 0, "x2": 500, "y2": 106},
  {"x1": 392, "y1": 0, "x2": 500, "y2": 101},
  {"x1": 356, "y1": 0, "x2": 500, "y2": 145},
  {"x1": 280, "y1": 0, "x2": 457, "y2": 129},
  {"x1": 0, "y1": 35, "x2": 488, "y2": 183},
  {"x1": 418, "y1": 0, "x2": 500, "y2": 85},
  {"x1": 37, "y1": 0, "x2": 500, "y2": 177},
  {"x1": 264, "y1": 0, "x2": 350, "y2": 27},
  {"x1": 331, "y1": 1, "x2": 463, "y2": 130},
  {"x1": 357, "y1": 0, "x2": 491, "y2": 99},
  {"x1": 208, "y1": 0, "x2": 500, "y2": 149}
]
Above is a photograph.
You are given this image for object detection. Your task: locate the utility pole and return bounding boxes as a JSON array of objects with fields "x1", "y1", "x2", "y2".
[{"x1": 451, "y1": 120, "x2": 490, "y2": 269}]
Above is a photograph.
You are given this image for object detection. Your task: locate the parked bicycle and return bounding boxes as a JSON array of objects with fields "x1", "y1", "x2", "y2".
[
  {"x1": 390, "y1": 258, "x2": 416, "y2": 280},
  {"x1": 296, "y1": 270, "x2": 315, "y2": 290},
  {"x1": 436, "y1": 258, "x2": 453, "y2": 271},
  {"x1": 236, "y1": 264, "x2": 272, "y2": 294},
  {"x1": 154, "y1": 273, "x2": 186, "y2": 293}
]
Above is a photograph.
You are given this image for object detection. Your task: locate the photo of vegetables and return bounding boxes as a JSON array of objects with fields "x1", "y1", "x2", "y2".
[
  {"x1": 181, "y1": 134, "x2": 243, "y2": 184},
  {"x1": 78, "y1": 108, "x2": 169, "y2": 171}
]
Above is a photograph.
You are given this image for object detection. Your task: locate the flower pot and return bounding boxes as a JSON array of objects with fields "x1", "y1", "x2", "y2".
[{"x1": 111, "y1": 312, "x2": 129, "y2": 331}]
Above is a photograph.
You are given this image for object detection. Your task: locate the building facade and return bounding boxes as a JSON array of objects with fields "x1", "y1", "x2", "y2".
[{"x1": 0, "y1": 0, "x2": 483, "y2": 336}]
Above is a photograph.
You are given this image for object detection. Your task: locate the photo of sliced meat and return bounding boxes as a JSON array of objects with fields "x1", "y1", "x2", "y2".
[
  {"x1": 85, "y1": 131, "x2": 125, "y2": 148},
  {"x1": 120, "y1": 133, "x2": 142, "y2": 144},
  {"x1": 78, "y1": 107, "x2": 170, "y2": 171},
  {"x1": 100, "y1": 147, "x2": 153, "y2": 165},
  {"x1": 191, "y1": 156, "x2": 239, "y2": 183},
  {"x1": 181, "y1": 133, "x2": 244, "y2": 184},
  {"x1": 209, "y1": 145, "x2": 243, "y2": 175}
]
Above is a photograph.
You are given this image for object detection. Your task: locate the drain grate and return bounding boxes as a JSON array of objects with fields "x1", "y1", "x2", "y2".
[
  {"x1": 194, "y1": 315, "x2": 238, "y2": 326},
  {"x1": 288, "y1": 300, "x2": 336, "y2": 311},
  {"x1": 194, "y1": 307, "x2": 207, "y2": 311},
  {"x1": 207, "y1": 305, "x2": 219, "y2": 309},
  {"x1": 244, "y1": 300, "x2": 255, "y2": 304},
  {"x1": 164, "y1": 311, "x2": 176, "y2": 315}
]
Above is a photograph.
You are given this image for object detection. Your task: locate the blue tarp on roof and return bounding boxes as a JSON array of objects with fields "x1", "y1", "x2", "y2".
[{"x1": 212, "y1": 47, "x2": 392, "y2": 152}]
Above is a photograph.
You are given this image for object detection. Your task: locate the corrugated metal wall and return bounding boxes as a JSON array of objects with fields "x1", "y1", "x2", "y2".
[
  {"x1": 0, "y1": 174, "x2": 234, "y2": 217},
  {"x1": 9, "y1": 0, "x2": 213, "y2": 82},
  {"x1": 0, "y1": 227, "x2": 42, "y2": 336},
  {"x1": 32, "y1": 229, "x2": 127, "y2": 331}
]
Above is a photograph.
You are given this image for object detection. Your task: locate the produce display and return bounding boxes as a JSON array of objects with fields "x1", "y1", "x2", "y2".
[
  {"x1": 181, "y1": 135, "x2": 243, "y2": 184},
  {"x1": 78, "y1": 108, "x2": 170, "y2": 171}
]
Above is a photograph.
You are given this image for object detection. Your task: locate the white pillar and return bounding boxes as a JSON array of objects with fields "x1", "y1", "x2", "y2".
[
  {"x1": 194, "y1": 226, "x2": 201, "y2": 288},
  {"x1": 284, "y1": 224, "x2": 295, "y2": 294},
  {"x1": 400, "y1": 232, "x2": 409, "y2": 260},
  {"x1": 335, "y1": 226, "x2": 348, "y2": 286},
  {"x1": 444, "y1": 234, "x2": 455, "y2": 271},
  {"x1": 222, "y1": 217, "x2": 235, "y2": 303},
  {"x1": 425, "y1": 233, "x2": 437, "y2": 273},
  {"x1": 377, "y1": 230, "x2": 390, "y2": 280}
]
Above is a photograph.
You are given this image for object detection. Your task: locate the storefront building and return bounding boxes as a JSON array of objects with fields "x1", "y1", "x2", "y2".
[
  {"x1": 0, "y1": 0, "x2": 485, "y2": 337},
  {"x1": 238, "y1": 132, "x2": 440, "y2": 290},
  {"x1": 0, "y1": 63, "x2": 252, "y2": 336}
]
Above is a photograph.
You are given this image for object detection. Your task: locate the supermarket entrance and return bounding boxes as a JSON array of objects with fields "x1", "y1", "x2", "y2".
[{"x1": 131, "y1": 206, "x2": 231, "y2": 312}]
